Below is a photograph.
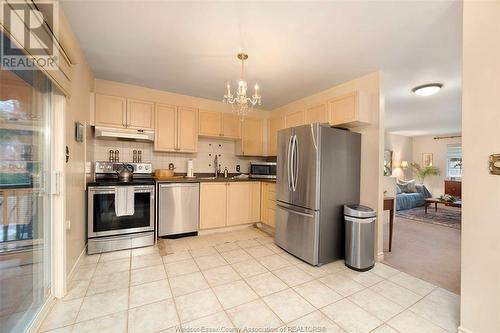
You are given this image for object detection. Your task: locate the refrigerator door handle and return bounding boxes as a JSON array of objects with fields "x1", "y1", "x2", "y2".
[
  {"x1": 287, "y1": 135, "x2": 293, "y2": 191},
  {"x1": 277, "y1": 202, "x2": 315, "y2": 218},
  {"x1": 292, "y1": 134, "x2": 299, "y2": 191},
  {"x1": 310, "y1": 124, "x2": 318, "y2": 150}
]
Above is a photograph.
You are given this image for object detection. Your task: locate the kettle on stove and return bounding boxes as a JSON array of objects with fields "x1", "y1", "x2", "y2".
[{"x1": 116, "y1": 164, "x2": 134, "y2": 182}]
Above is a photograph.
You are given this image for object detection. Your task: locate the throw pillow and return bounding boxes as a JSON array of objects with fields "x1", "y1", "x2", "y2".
[
  {"x1": 397, "y1": 179, "x2": 417, "y2": 193},
  {"x1": 395, "y1": 185, "x2": 402, "y2": 194}
]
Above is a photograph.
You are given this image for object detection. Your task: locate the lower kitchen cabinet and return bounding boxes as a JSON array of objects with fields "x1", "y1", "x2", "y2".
[
  {"x1": 199, "y1": 182, "x2": 261, "y2": 230},
  {"x1": 260, "y1": 182, "x2": 277, "y2": 228}
]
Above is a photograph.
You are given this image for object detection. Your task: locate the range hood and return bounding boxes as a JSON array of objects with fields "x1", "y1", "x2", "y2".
[{"x1": 94, "y1": 126, "x2": 154, "y2": 142}]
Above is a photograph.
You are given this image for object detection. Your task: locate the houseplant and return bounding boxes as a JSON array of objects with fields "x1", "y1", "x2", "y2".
[{"x1": 410, "y1": 162, "x2": 440, "y2": 184}]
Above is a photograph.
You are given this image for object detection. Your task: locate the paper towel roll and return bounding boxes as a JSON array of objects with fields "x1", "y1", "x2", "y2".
[{"x1": 187, "y1": 159, "x2": 194, "y2": 177}]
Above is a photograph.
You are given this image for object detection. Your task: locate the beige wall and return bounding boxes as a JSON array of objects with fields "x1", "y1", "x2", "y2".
[
  {"x1": 271, "y1": 72, "x2": 385, "y2": 259},
  {"x1": 384, "y1": 132, "x2": 413, "y2": 181},
  {"x1": 58, "y1": 11, "x2": 95, "y2": 276},
  {"x1": 412, "y1": 134, "x2": 461, "y2": 197},
  {"x1": 461, "y1": 1, "x2": 500, "y2": 332}
]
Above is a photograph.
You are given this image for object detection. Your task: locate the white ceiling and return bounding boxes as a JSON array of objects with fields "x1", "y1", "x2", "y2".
[{"x1": 61, "y1": 0, "x2": 462, "y2": 136}]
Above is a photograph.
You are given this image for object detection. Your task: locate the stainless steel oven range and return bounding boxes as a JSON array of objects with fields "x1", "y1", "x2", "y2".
[{"x1": 87, "y1": 161, "x2": 155, "y2": 254}]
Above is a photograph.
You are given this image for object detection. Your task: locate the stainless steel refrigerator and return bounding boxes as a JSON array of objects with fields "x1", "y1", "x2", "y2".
[{"x1": 275, "y1": 123, "x2": 361, "y2": 266}]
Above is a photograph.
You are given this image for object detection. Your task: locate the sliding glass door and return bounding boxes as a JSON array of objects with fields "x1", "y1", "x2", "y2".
[{"x1": 0, "y1": 47, "x2": 55, "y2": 332}]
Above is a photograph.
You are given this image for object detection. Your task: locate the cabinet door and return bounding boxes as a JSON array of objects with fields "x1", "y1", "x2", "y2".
[
  {"x1": 285, "y1": 110, "x2": 305, "y2": 128},
  {"x1": 199, "y1": 110, "x2": 222, "y2": 137},
  {"x1": 200, "y1": 183, "x2": 227, "y2": 229},
  {"x1": 154, "y1": 104, "x2": 177, "y2": 152},
  {"x1": 177, "y1": 107, "x2": 198, "y2": 152},
  {"x1": 328, "y1": 92, "x2": 356, "y2": 125},
  {"x1": 222, "y1": 113, "x2": 241, "y2": 139},
  {"x1": 127, "y1": 99, "x2": 154, "y2": 130},
  {"x1": 268, "y1": 116, "x2": 284, "y2": 156},
  {"x1": 260, "y1": 182, "x2": 269, "y2": 224},
  {"x1": 227, "y1": 182, "x2": 261, "y2": 226},
  {"x1": 306, "y1": 104, "x2": 327, "y2": 124},
  {"x1": 95, "y1": 93, "x2": 126, "y2": 128},
  {"x1": 241, "y1": 118, "x2": 263, "y2": 156}
]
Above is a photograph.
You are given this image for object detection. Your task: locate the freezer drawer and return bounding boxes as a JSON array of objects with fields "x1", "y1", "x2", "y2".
[
  {"x1": 158, "y1": 183, "x2": 199, "y2": 236},
  {"x1": 275, "y1": 202, "x2": 319, "y2": 265}
]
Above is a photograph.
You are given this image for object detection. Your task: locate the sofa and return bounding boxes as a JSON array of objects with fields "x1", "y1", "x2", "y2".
[{"x1": 396, "y1": 183, "x2": 432, "y2": 211}]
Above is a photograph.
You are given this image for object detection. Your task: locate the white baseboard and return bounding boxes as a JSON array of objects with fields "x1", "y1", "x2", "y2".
[
  {"x1": 377, "y1": 251, "x2": 385, "y2": 262},
  {"x1": 67, "y1": 244, "x2": 87, "y2": 285},
  {"x1": 458, "y1": 326, "x2": 473, "y2": 333}
]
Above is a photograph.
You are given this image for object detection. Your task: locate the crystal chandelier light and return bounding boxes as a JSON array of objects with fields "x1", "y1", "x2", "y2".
[{"x1": 223, "y1": 52, "x2": 261, "y2": 117}]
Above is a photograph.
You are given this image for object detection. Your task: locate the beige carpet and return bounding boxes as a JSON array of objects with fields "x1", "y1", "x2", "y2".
[{"x1": 383, "y1": 216, "x2": 461, "y2": 294}]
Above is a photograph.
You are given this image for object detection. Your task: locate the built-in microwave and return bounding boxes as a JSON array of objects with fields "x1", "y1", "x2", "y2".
[{"x1": 249, "y1": 162, "x2": 277, "y2": 179}]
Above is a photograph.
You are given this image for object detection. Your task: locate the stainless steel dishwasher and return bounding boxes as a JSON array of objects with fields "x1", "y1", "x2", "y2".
[{"x1": 158, "y1": 183, "x2": 199, "y2": 237}]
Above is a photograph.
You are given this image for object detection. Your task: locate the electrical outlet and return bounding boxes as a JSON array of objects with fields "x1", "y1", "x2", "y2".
[{"x1": 66, "y1": 220, "x2": 71, "y2": 230}]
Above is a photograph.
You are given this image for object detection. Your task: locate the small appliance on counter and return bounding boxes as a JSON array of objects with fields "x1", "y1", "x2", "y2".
[
  {"x1": 249, "y1": 162, "x2": 276, "y2": 179},
  {"x1": 87, "y1": 161, "x2": 155, "y2": 254}
]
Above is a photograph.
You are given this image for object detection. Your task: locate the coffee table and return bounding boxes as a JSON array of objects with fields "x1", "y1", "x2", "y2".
[{"x1": 424, "y1": 198, "x2": 462, "y2": 214}]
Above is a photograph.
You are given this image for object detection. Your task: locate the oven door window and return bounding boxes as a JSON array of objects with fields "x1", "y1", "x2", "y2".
[{"x1": 93, "y1": 192, "x2": 151, "y2": 232}]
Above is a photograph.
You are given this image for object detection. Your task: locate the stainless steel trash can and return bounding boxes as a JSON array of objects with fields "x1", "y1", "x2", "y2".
[{"x1": 344, "y1": 204, "x2": 376, "y2": 271}]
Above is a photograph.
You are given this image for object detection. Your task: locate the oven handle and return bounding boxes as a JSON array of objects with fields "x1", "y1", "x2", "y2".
[{"x1": 88, "y1": 185, "x2": 154, "y2": 194}]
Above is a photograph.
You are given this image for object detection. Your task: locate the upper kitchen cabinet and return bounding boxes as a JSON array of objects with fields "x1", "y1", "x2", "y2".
[
  {"x1": 285, "y1": 110, "x2": 306, "y2": 128},
  {"x1": 95, "y1": 93, "x2": 126, "y2": 128},
  {"x1": 155, "y1": 104, "x2": 198, "y2": 153},
  {"x1": 95, "y1": 93, "x2": 155, "y2": 130},
  {"x1": 199, "y1": 110, "x2": 222, "y2": 137},
  {"x1": 328, "y1": 91, "x2": 370, "y2": 127},
  {"x1": 222, "y1": 113, "x2": 241, "y2": 139},
  {"x1": 127, "y1": 99, "x2": 155, "y2": 130},
  {"x1": 306, "y1": 103, "x2": 327, "y2": 124},
  {"x1": 237, "y1": 117, "x2": 263, "y2": 156},
  {"x1": 198, "y1": 110, "x2": 241, "y2": 139},
  {"x1": 268, "y1": 116, "x2": 285, "y2": 156}
]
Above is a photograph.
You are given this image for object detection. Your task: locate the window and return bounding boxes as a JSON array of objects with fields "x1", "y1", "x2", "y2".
[{"x1": 447, "y1": 144, "x2": 462, "y2": 178}]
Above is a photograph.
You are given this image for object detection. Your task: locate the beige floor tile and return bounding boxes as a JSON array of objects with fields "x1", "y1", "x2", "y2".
[
  {"x1": 129, "y1": 279, "x2": 172, "y2": 308},
  {"x1": 72, "y1": 264, "x2": 96, "y2": 281},
  {"x1": 322, "y1": 299, "x2": 382, "y2": 333},
  {"x1": 162, "y1": 250, "x2": 192, "y2": 264},
  {"x1": 194, "y1": 253, "x2": 228, "y2": 270},
  {"x1": 174, "y1": 289, "x2": 223, "y2": 323},
  {"x1": 371, "y1": 263, "x2": 400, "y2": 279},
  {"x1": 86, "y1": 270, "x2": 129, "y2": 296},
  {"x1": 189, "y1": 246, "x2": 218, "y2": 258},
  {"x1": 231, "y1": 258, "x2": 268, "y2": 278},
  {"x1": 258, "y1": 254, "x2": 293, "y2": 271},
  {"x1": 77, "y1": 288, "x2": 128, "y2": 322},
  {"x1": 214, "y1": 242, "x2": 240, "y2": 253},
  {"x1": 169, "y1": 271, "x2": 209, "y2": 297},
  {"x1": 202, "y1": 265, "x2": 241, "y2": 287},
  {"x1": 236, "y1": 239, "x2": 261, "y2": 248},
  {"x1": 280, "y1": 252, "x2": 305, "y2": 265},
  {"x1": 226, "y1": 299, "x2": 283, "y2": 329},
  {"x1": 245, "y1": 245, "x2": 275, "y2": 258},
  {"x1": 212, "y1": 280, "x2": 258, "y2": 309},
  {"x1": 130, "y1": 264, "x2": 166, "y2": 286},
  {"x1": 64, "y1": 279, "x2": 90, "y2": 301},
  {"x1": 164, "y1": 259, "x2": 199, "y2": 277},
  {"x1": 263, "y1": 288, "x2": 315, "y2": 323},
  {"x1": 79, "y1": 254, "x2": 101, "y2": 266},
  {"x1": 321, "y1": 260, "x2": 348, "y2": 274},
  {"x1": 295, "y1": 262, "x2": 329, "y2": 278},
  {"x1": 72, "y1": 311, "x2": 127, "y2": 333},
  {"x1": 99, "y1": 250, "x2": 131, "y2": 263},
  {"x1": 341, "y1": 269, "x2": 384, "y2": 287},
  {"x1": 409, "y1": 288, "x2": 459, "y2": 332},
  {"x1": 349, "y1": 288, "x2": 404, "y2": 321},
  {"x1": 39, "y1": 298, "x2": 82, "y2": 332},
  {"x1": 293, "y1": 280, "x2": 342, "y2": 308},
  {"x1": 370, "y1": 324, "x2": 399, "y2": 333},
  {"x1": 131, "y1": 253, "x2": 163, "y2": 270},
  {"x1": 182, "y1": 311, "x2": 234, "y2": 330},
  {"x1": 319, "y1": 273, "x2": 365, "y2": 297},
  {"x1": 94, "y1": 258, "x2": 130, "y2": 276},
  {"x1": 273, "y1": 266, "x2": 315, "y2": 287},
  {"x1": 42, "y1": 326, "x2": 74, "y2": 333},
  {"x1": 388, "y1": 310, "x2": 447, "y2": 333},
  {"x1": 370, "y1": 280, "x2": 422, "y2": 308},
  {"x1": 255, "y1": 236, "x2": 275, "y2": 245},
  {"x1": 128, "y1": 299, "x2": 179, "y2": 333},
  {"x1": 264, "y1": 243, "x2": 285, "y2": 254},
  {"x1": 287, "y1": 311, "x2": 344, "y2": 333},
  {"x1": 244, "y1": 272, "x2": 288, "y2": 297},
  {"x1": 221, "y1": 249, "x2": 253, "y2": 264},
  {"x1": 389, "y1": 272, "x2": 436, "y2": 297},
  {"x1": 132, "y1": 246, "x2": 159, "y2": 257}
]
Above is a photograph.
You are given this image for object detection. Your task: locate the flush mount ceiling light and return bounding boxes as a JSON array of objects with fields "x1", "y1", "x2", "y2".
[{"x1": 412, "y1": 83, "x2": 443, "y2": 96}]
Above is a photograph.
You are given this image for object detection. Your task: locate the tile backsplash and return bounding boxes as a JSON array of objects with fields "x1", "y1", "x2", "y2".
[{"x1": 92, "y1": 137, "x2": 270, "y2": 174}]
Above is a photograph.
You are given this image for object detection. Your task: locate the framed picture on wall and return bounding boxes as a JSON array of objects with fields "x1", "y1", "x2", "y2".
[{"x1": 422, "y1": 153, "x2": 433, "y2": 167}]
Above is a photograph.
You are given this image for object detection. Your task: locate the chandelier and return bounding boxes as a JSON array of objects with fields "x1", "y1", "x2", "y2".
[{"x1": 223, "y1": 52, "x2": 261, "y2": 117}]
